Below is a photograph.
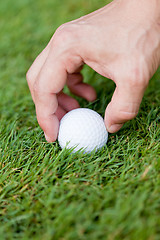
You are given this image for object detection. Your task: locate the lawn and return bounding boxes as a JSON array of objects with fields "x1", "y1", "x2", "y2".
[{"x1": 0, "y1": 0, "x2": 160, "y2": 239}]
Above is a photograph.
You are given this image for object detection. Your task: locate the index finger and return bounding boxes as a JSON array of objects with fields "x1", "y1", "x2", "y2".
[{"x1": 33, "y1": 55, "x2": 67, "y2": 142}]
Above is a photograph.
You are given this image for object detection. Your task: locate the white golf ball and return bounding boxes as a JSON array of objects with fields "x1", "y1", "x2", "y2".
[{"x1": 58, "y1": 108, "x2": 108, "y2": 153}]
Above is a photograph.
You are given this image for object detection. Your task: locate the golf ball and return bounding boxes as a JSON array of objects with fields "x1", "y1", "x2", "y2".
[{"x1": 58, "y1": 108, "x2": 108, "y2": 153}]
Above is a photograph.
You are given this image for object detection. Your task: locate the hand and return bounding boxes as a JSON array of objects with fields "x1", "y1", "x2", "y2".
[{"x1": 26, "y1": 0, "x2": 160, "y2": 142}]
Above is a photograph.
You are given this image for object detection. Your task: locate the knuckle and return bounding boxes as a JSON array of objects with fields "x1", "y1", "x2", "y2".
[
  {"x1": 113, "y1": 102, "x2": 139, "y2": 122},
  {"x1": 26, "y1": 69, "x2": 32, "y2": 85},
  {"x1": 130, "y1": 73, "x2": 148, "y2": 88},
  {"x1": 53, "y1": 23, "x2": 76, "y2": 47},
  {"x1": 119, "y1": 111, "x2": 138, "y2": 121},
  {"x1": 36, "y1": 110, "x2": 48, "y2": 130},
  {"x1": 37, "y1": 116, "x2": 46, "y2": 130},
  {"x1": 33, "y1": 81, "x2": 41, "y2": 96},
  {"x1": 125, "y1": 64, "x2": 149, "y2": 89}
]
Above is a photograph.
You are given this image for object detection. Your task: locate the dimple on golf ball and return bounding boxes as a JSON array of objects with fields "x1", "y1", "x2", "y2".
[{"x1": 58, "y1": 108, "x2": 108, "y2": 153}]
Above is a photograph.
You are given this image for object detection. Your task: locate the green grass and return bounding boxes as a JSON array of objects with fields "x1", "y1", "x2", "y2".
[{"x1": 0, "y1": 0, "x2": 160, "y2": 239}]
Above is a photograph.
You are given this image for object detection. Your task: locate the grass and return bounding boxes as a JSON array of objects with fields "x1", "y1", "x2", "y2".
[{"x1": 0, "y1": 0, "x2": 160, "y2": 239}]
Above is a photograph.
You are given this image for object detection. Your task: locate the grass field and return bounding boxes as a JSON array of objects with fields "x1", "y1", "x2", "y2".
[{"x1": 0, "y1": 0, "x2": 160, "y2": 239}]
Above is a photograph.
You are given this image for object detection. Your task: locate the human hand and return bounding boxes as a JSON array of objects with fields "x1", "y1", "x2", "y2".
[{"x1": 26, "y1": 0, "x2": 160, "y2": 142}]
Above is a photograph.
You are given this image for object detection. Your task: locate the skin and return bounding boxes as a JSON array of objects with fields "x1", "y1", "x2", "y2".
[{"x1": 26, "y1": 0, "x2": 160, "y2": 142}]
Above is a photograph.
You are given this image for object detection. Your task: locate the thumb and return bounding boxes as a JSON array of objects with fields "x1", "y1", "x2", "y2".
[{"x1": 105, "y1": 77, "x2": 147, "y2": 133}]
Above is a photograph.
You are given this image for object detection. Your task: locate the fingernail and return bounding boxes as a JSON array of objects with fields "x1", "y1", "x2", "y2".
[{"x1": 108, "y1": 123, "x2": 123, "y2": 133}]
